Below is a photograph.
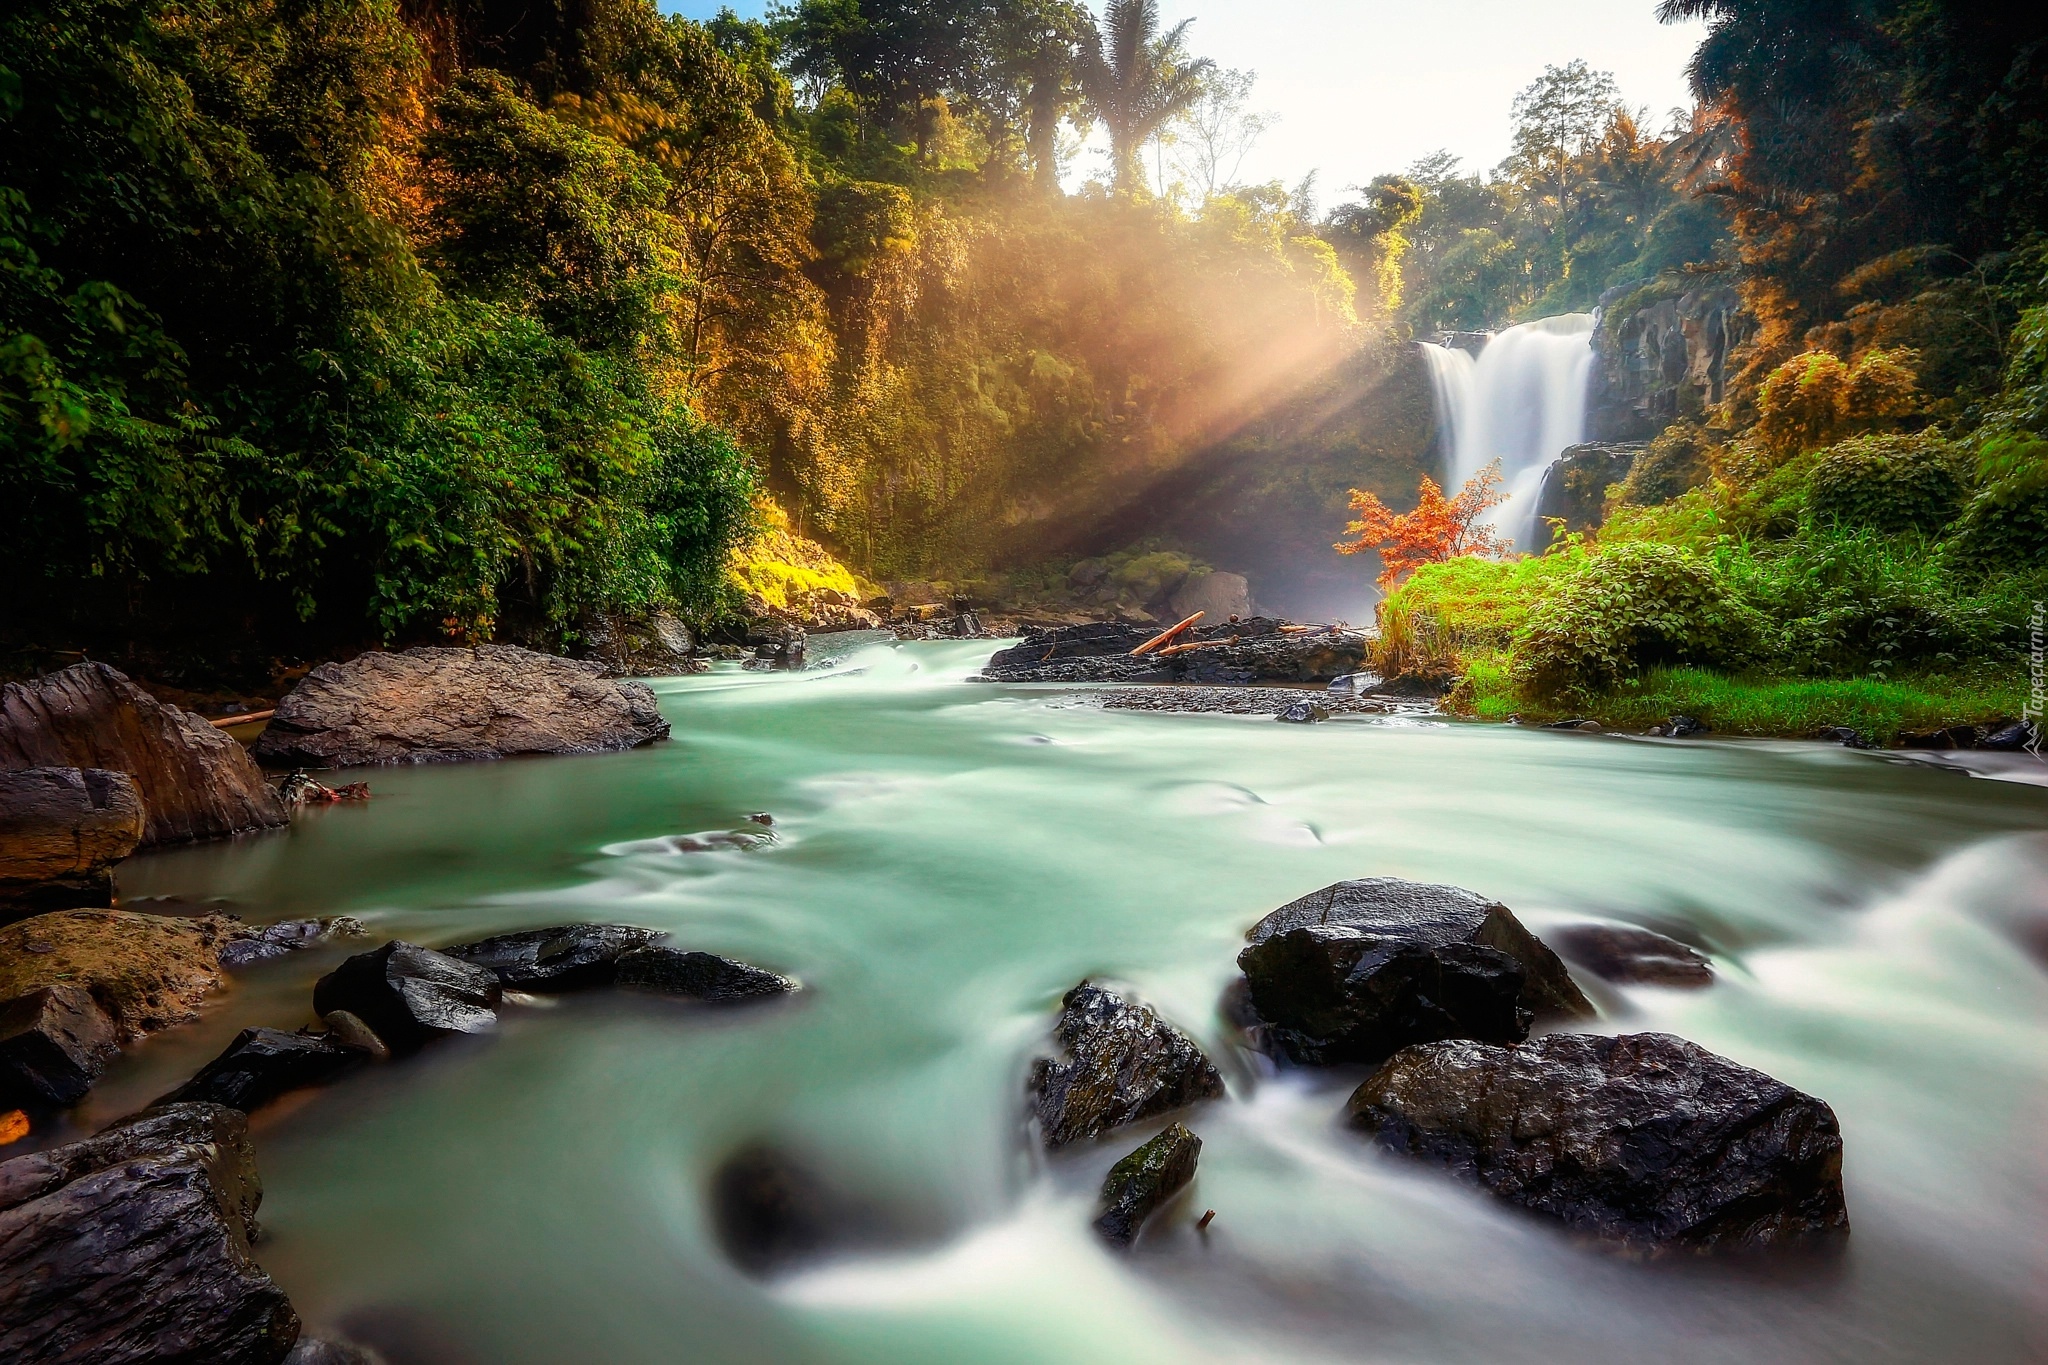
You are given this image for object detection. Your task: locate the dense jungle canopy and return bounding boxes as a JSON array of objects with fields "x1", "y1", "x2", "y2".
[{"x1": 2, "y1": 0, "x2": 2045, "y2": 687}]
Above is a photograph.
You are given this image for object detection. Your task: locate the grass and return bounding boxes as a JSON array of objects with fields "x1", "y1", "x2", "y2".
[{"x1": 1450, "y1": 660, "x2": 2028, "y2": 743}]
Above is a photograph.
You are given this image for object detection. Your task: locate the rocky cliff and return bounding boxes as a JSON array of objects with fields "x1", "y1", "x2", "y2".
[{"x1": 1587, "y1": 282, "x2": 1751, "y2": 442}]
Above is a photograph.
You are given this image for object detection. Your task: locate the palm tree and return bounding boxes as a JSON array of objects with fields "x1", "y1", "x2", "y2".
[{"x1": 1079, "y1": 0, "x2": 1214, "y2": 196}]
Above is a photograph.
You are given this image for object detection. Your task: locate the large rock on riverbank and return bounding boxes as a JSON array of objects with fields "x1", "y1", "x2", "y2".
[
  {"x1": 1346, "y1": 1033, "x2": 1849, "y2": 1251},
  {"x1": 1031, "y1": 983, "x2": 1224, "y2": 1148},
  {"x1": 0, "y1": 663, "x2": 286, "y2": 846},
  {"x1": 0, "y1": 910, "x2": 234, "y2": 1103},
  {"x1": 0, "y1": 767, "x2": 144, "y2": 916},
  {"x1": 0, "y1": 1103, "x2": 301, "y2": 1364},
  {"x1": 252, "y1": 645, "x2": 670, "y2": 768}
]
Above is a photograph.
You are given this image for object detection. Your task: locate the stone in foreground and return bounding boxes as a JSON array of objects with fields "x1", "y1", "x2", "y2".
[
  {"x1": 0, "y1": 767, "x2": 144, "y2": 915},
  {"x1": 1031, "y1": 983, "x2": 1224, "y2": 1148},
  {"x1": 161, "y1": 1027, "x2": 363, "y2": 1113},
  {"x1": 219, "y1": 916, "x2": 369, "y2": 970},
  {"x1": 1, "y1": 909, "x2": 233, "y2": 1040},
  {"x1": 1237, "y1": 926, "x2": 1531, "y2": 1065},
  {"x1": 1247, "y1": 878, "x2": 1593, "y2": 1022},
  {"x1": 1094, "y1": 1123, "x2": 1201, "y2": 1248},
  {"x1": 312, "y1": 942, "x2": 502, "y2": 1054},
  {"x1": 252, "y1": 644, "x2": 670, "y2": 768},
  {"x1": 0, "y1": 662, "x2": 287, "y2": 846},
  {"x1": 442, "y1": 923, "x2": 666, "y2": 992},
  {"x1": 614, "y1": 946, "x2": 797, "y2": 1001},
  {"x1": 0, "y1": 984, "x2": 120, "y2": 1105},
  {"x1": 708, "y1": 1144, "x2": 910, "y2": 1278},
  {"x1": 1551, "y1": 924, "x2": 1714, "y2": 988},
  {"x1": 0, "y1": 1103, "x2": 301, "y2": 1364},
  {"x1": 1346, "y1": 1033, "x2": 1849, "y2": 1251}
]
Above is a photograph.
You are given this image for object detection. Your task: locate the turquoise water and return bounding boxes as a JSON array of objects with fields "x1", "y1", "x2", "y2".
[{"x1": 97, "y1": 641, "x2": 2048, "y2": 1363}]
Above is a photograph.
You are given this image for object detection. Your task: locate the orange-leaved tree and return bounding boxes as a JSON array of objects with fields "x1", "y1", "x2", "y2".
[{"x1": 1335, "y1": 460, "x2": 1512, "y2": 591}]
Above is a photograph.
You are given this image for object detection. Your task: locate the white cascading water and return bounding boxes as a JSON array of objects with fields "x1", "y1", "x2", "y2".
[{"x1": 1417, "y1": 313, "x2": 1595, "y2": 550}]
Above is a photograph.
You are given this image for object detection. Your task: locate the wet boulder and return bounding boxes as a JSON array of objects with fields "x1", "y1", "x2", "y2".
[
  {"x1": 0, "y1": 984, "x2": 119, "y2": 1105},
  {"x1": 0, "y1": 1103, "x2": 301, "y2": 1364},
  {"x1": 1551, "y1": 924, "x2": 1714, "y2": 988},
  {"x1": 1094, "y1": 1123, "x2": 1201, "y2": 1249},
  {"x1": 219, "y1": 916, "x2": 370, "y2": 970},
  {"x1": 1031, "y1": 983, "x2": 1224, "y2": 1149},
  {"x1": 441, "y1": 923, "x2": 666, "y2": 992},
  {"x1": 1246, "y1": 879, "x2": 1592, "y2": 1023},
  {"x1": 615, "y1": 947, "x2": 796, "y2": 1001},
  {"x1": 285, "y1": 1341, "x2": 383, "y2": 1365},
  {"x1": 160, "y1": 1027, "x2": 364, "y2": 1113},
  {"x1": 0, "y1": 767, "x2": 144, "y2": 917},
  {"x1": 252, "y1": 645, "x2": 670, "y2": 768},
  {"x1": 1346, "y1": 1033, "x2": 1849, "y2": 1251},
  {"x1": 312, "y1": 942, "x2": 501, "y2": 1054},
  {"x1": 0, "y1": 662, "x2": 286, "y2": 847},
  {"x1": 1276, "y1": 701, "x2": 1329, "y2": 724},
  {"x1": 1236, "y1": 926, "x2": 1531, "y2": 1065}
]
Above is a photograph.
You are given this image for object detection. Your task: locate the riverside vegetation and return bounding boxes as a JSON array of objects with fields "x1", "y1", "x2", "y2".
[{"x1": 3, "y1": 0, "x2": 2046, "y2": 738}]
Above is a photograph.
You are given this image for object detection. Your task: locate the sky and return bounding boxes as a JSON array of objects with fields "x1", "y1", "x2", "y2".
[{"x1": 659, "y1": 0, "x2": 1707, "y2": 195}]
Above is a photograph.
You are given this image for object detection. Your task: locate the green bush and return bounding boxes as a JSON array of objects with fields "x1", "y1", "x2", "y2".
[
  {"x1": 1615, "y1": 420, "x2": 1712, "y2": 508},
  {"x1": 1806, "y1": 432, "x2": 1968, "y2": 534},
  {"x1": 1944, "y1": 438, "x2": 2048, "y2": 579},
  {"x1": 1509, "y1": 543, "x2": 1765, "y2": 700}
]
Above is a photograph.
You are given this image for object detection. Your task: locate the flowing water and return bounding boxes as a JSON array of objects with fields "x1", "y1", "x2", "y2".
[
  {"x1": 74, "y1": 642, "x2": 2048, "y2": 1364},
  {"x1": 1420, "y1": 316, "x2": 1597, "y2": 549}
]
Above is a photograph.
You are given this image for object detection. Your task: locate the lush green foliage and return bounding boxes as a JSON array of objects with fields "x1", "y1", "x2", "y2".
[{"x1": 0, "y1": 0, "x2": 757, "y2": 660}]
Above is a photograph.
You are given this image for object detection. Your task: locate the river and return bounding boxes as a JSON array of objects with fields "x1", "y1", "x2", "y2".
[{"x1": 77, "y1": 640, "x2": 2048, "y2": 1363}]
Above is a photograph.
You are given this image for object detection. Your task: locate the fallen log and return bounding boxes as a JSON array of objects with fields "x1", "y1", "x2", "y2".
[
  {"x1": 209, "y1": 710, "x2": 275, "y2": 729},
  {"x1": 1154, "y1": 637, "x2": 1237, "y2": 657},
  {"x1": 1129, "y1": 612, "x2": 1205, "y2": 656}
]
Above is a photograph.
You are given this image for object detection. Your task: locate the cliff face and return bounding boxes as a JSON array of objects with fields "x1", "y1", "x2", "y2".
[{"x1": 1588, "y1": 284, "x2": 1751, "y2": 441}]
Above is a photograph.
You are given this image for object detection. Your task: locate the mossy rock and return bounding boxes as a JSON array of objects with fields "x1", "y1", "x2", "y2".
[{"x1": 1, "y1": 910, "x2": 233, "y2": 1040}]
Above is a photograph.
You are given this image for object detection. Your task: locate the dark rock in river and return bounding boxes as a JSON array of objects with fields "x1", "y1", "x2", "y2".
[
  {"x1": 0, "y1": 767, "x2": 144, "y2": 916},
  {"x1": 1817, "y1": 725, "x2": 1875, "y2": 750},
  {"x1": 1978, "y1": 720, "x2": 2038, "y2": 752},
  {"x1": 1236, "y1": 926, "x2": 1531, "y2": 1065},
  {"x1": 160, "y1": 1027, "x2": 363, "y2": 1113},
  {"x1": 0, "y1": 984, "x2": 120, "y2": 1105},
  {"x1": 1246, "y1": 879, "x2": 1593, "y2": 1023},
  {"x1": 1031, "y1": 983, "x2": 1224, "y2": 1148},
  {"x1": 252, "y1": 645, "x2": 670, "y2": 768},
  {"x1": 219, "y1": 916, "x2": 369, "y2": 969},
  {"x1": 1551, "y1": 924, "x2": 1714, "y2": 988},
  {"x1": 977, "y1": 618, "x2": 1368, "y2": 687},
  {"x1": 709, "y1": 1144, "x2": 909, "y2": 1277},
  {"x1": 0, "y1": 662, "x2": 287, "y2": 847},
  {"x1": 1094, "y1": 1122, "x2": 1201, "y2": 1249},
  {"x1": 0, "y1": 1102, "x2": 300, "y2": 1364},
  {"x1": 442, "y1": 923, "x2": 666, "y2": 992},
  {"x1": 1346, "y1": 1032, "x2": 1849, "y2": 1251},
  {"x1": 614, "y1": 947, "x2": 797, "y2": 1001},
  {"x1": 312, "y1": 942, "x2": 502, "y2": 1054},
  {"x1": 1276, "y1": 701, "x2": 1328, "y2": 724}
]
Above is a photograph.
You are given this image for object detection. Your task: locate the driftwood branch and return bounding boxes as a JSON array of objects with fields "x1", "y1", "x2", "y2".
[
  {"x1": 210, "y1": 710, "x2": 275, "y2": 728},
  {"x1": 1130, "y1": 611, "x2": 1205, "y2": 656}
]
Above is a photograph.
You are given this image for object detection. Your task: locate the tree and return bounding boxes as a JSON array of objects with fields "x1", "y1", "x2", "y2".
[
  {"x1": 1166, "y1": 67, "x2": 1274, "y2": 202},
  {"x1": 1336, "y1": 462, "x2": 1511, "y2": 590},
  {"x1": 1078, "y1": 0, "x2": 1214, "y2": 196}
]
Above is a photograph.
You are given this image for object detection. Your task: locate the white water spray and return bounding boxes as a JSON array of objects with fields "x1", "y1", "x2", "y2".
[{"x1": 1418, "y1": 314, "x2": 1595, "y2": 550}]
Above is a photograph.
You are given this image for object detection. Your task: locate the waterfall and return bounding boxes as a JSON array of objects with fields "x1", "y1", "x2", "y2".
[{"x1": 1418, "y1": 314, "x2": 1595, "y2": 551}]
